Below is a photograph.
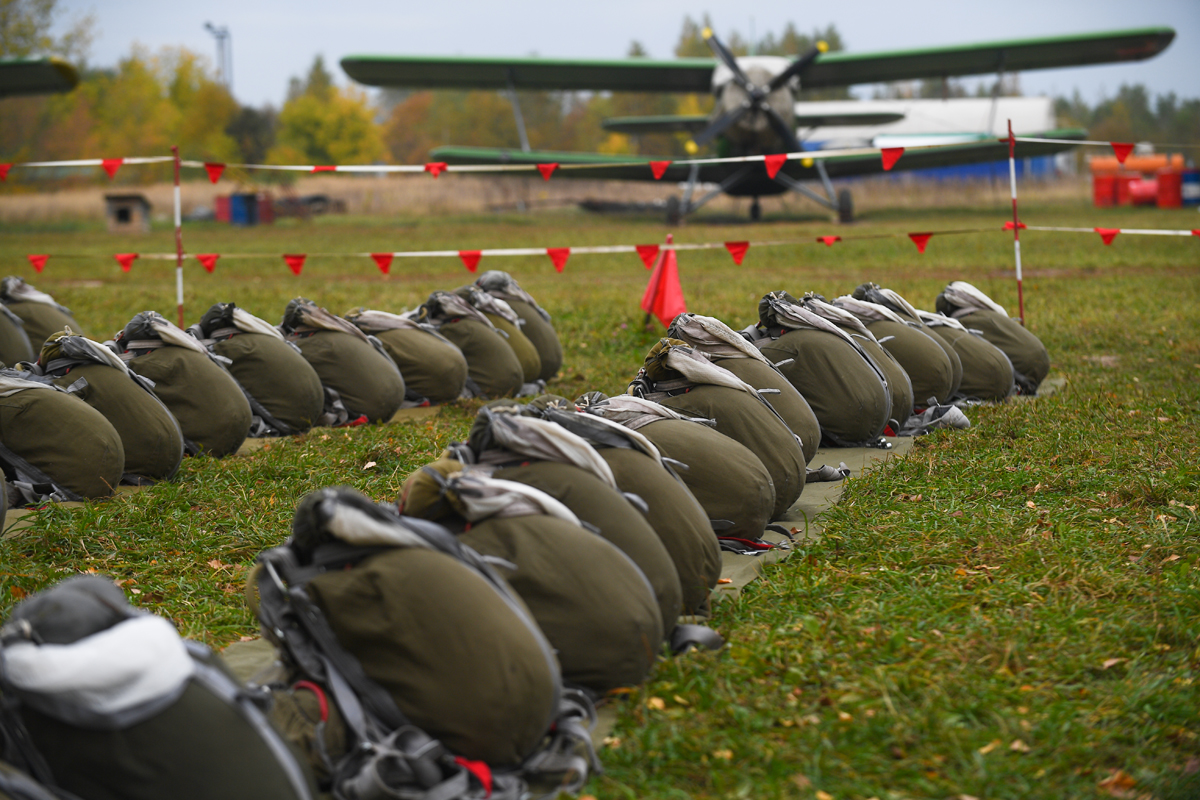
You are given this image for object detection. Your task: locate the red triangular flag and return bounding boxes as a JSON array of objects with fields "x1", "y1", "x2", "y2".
[
  {"x1": 1003, "y1": 221, "x2": 1027, "y2": 230},
  {"x1": 27, "y1": 254, "x2": 48, "y2": 272},
  {"x1": 640, "y1": 247, "x2": 687, "y2": 328},
  {"x1": 283, "y1": 254, "x2": 306, "y2": 275},
  {"x1": 546, "y1": 248, "x2": 570, "y2": 273},
  {"x1": 459, "y1": 250, "x2": 482, "y2": 272},
  {"x1": 536, "y1": 163, "x2": 558, "y2": 181},
  {"x1": 311, "y1": 165, "x2": 336, "y2": 173},
  {"x1": 881, "y1": 148, "x2": 904, "y2": 171},
  {"x1": 1192, "y1": 230, "x2": 1199, "y2": 237},
  {"x1": 371, "y1": 253, "x2": 394, "y2": 274},
  {"x1": 0, "y1": 164, "x2": 11, "y2": 181},
  {"x1": 196, "y1": 253, "x2": 219, "y2": 272},
  {"x1": 724, "y1": 241, "x2": 750, "y2": 265},
  {"x1": 203, "y1": 163, "x2": 225, "y2": 183},
  {"x1": 763, "y1": 153, "x2": 788, "y2": 179},
  {"x1": 1094, "y1": 227, "x2": 1121, "y2": 245},
  {"x1": 1110, "y1": 142, "x2": 1134, "y2": 164},
  {"x1": 424, "y1": 162, "x2": 448, "y2": 178},
  {"x1": 102, "y1": 158, "x2": 124, "y2": 179},
  {"x1": 649, "y1": 161, "x2": 671, "y2": 180},
  {"x1": 817, "y1": 236, "x2": 841, "y2": 247},
  {"x1": 114, "y1": 253, "x2": 138, "y2": 271},
  {"x1": 635, "y1": 244, "x2": 660, "y2": 269},
  {"x1": 908, "y1": 232, "x2": 933, "y2": 253}
]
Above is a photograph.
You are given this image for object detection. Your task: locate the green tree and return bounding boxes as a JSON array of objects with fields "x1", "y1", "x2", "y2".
[
  {"x1": 0, "y1": 0, "x2": 93, "y2": 60},
  {"x1": 270, "y1": 57, "x2": 384, "y2": 165}
]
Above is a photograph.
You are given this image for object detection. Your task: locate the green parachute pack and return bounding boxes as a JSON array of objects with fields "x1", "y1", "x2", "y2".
[
  {"x1": 0, "y1": 367, "x2": 124, "y2": 502},
  {"x1": 280, "y1": 298, "x2": 406, "y2": 425},
  {"x1": 441, "y1": 401, "x2": 684, "y2": 634},
  {"x1": 0, "y1": 278, "x2": 85, "y2": 348},
  {"x1": 629, "y1": 338, "x2": 807, "y2": 520},
  {"x1": 417, "y1": 292, "x2": 524, "y2": 399},
  {"x1": 916, "y1": 309, "x2": 1016, "y2": 401},
  {"x1": 451, "y1": 286, "x2": 542, "y2": 386},
  {"x1": 253, "y1": 487, "x2": 596, "y2": 798},
  {"x1": 668, "y1": 312, "x2": 822, "y2": 464},
  {"x1": 31, "y1": 331, "x2": 183, "y2": 483},
  {"x1": 0, "y1": 306, "x2": 33, "y2": 367},
  {"x1": 113, "y1": 311, "x2": 252, "y2": 457},
  {"x1": 190, "y1": 303, "x2": 324, "y2": 436},
  {"x1": 522, "y1": 395, "x2": 723, "y2": 619},
  {"x1": 749, "y1": 292, "x2": 892, "y2": 447},
  {"x1": 0, "y1": 575, "x2": 316, "y2": 800},
  {"x1": 401, "y1": 463, "x2": 665, "y2": 690},
  {"x1": 475, "y1": 271, "x2": 563, "y2": 381},
  {"x1": 936, "y1": 281, "x2": 1049, "y2": 394},
  {"x1": 577, "y1": 391, "x2": 777, "y2": 555},
  {"x1": 343, "y1": 308, "x2": 468, "y2": 404}
]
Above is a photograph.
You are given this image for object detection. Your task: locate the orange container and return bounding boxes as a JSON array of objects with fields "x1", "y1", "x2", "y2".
[
  {"x1": 1156, "y1": 169, "x2": 1182, "y2": 208},
  {"x1": 1090, "y1": 153, "x2": 1184, "y2": 174},
  {"x1": 1092, "y1": 173, "x2": 1118, "y2": 207}
]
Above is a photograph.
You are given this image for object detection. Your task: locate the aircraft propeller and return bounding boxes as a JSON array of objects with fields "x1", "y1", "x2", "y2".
[{"x1": 687, "y1": 28, "x2": 828, "y2": 155}]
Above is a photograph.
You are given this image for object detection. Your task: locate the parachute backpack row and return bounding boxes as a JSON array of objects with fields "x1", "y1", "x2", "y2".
[
  {"x1": 936, "y1": 281, "x2": 1050, "y2": 395},
  {"x1": 253, "y1": 487, "x2": 597, "y2": 799},
  {"x1": 343, "y1": 309, "x2": 468, "y2": 404},
  {"x1": 0, "y1": 306, "x2": 33, "y2": 368},
  {"x1": 451, "y1": 286, "x2": 542, "y2": 387},
  {"x1": 0, "y1": 575, "x2": 316, "y2": 800},
  {"x1": 0, "y1": 278, "x2": 85, "y2": 350},
  {"x1": 417, "y1": 292, "x2": 525, "y2": 399},
  {"x1": 474, "y1": 270, "x2": 563, "y2": 381}
]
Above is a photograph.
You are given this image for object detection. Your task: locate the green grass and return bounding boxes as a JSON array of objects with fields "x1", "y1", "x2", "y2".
[{"x1": 2, "y1": 193, "x2": 1198, "y2": 799}]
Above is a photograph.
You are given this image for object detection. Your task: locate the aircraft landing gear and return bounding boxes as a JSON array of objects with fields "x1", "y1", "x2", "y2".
[
  {"x1": 837, "y1": 189, "x2": 854, "y2": 223},
  {"x1": 665, "y1": 196, "x2": 682, "y2": 226},
  {"x1": 750, "y1": 197, "x2": 762, "y2": 221}
]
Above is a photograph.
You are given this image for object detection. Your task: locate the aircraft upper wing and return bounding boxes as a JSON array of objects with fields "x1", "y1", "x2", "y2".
[
  {"x1": 800, "y1": 27, "x2": 1175, "y2": 88},
  {"x1": 343, "y1": 27, "x2": 1173, "y2": 94},
  {"x1": 0, "y1": 57, "x2": 79, "y2": 98},
  {"x1": 429, "y1": 128, "x2": 1086, "y2": 183}
]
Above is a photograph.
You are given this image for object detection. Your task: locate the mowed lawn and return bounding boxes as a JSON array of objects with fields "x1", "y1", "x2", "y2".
[{"x1": 1, "y1": 190, "x2": 1198, "y2": 799}]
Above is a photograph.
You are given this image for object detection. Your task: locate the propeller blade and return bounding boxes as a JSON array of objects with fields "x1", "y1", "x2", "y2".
[
  {"x1": 767, "y1": 43, "x2": 825, "y2": 93},
  {"x1": 761, "y1": 104, "x2": 802, "y2": 152},
  {"x1": 690, "y1": 104, "x2": 752, "y2": 149},
  {"x1": 703, "y1": 26, "x2": 752, "y2": 91}
]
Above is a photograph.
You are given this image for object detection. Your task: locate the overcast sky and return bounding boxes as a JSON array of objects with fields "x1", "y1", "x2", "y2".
[{"x1": 56, "y1": 0, "x2": 1199, "y2": 109}]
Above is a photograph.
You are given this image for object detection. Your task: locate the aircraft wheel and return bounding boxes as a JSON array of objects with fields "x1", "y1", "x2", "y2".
[
  {"x1": 666, "y1": 196, "x2": 682, "y2": 226},
  {"x1": 750, "y1": 198, "x2": 762, "y2": 221},
  {"x1": 837, "y1": 189, "x2": 854, "y2": 223}
]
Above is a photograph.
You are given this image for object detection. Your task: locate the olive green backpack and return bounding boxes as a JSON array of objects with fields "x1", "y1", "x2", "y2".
[
  {"x1": 190, "y1": 303, "x2": 325, "y2": 435},
  {"x1": 450, "y1": 287, "x2": 541, "y2": 387},
  {"x1": 343, "y1": 309, "x2": 468, "y2": 404},
  {"x1": 474, "y1": 271, "x2": 563, "y2": 381},
  {"x1": 0, "y1": 368, "x2": 124, "y2": 502},
  {"x1": 113, "y1": 312, "x2": 252, "y2": 457},
  {"x1": 416, "y1": 292, "x2": 524, "y2": 399},
  {"x1": 30, "y1": 332, "x2": 183, "y2": 484},
  {"x1": 280, "y1": 299, "x2": 406, "y2": 425},
  {"x1": 0, "y1": 307, "x2": 33, "y2": 368},
  {"x1": 253, "y1": 487, "x2": 596, "y2": 799},
  {"x1": 0, "y1": 279, "x2": 85, "y2": 348},
  {"x1": 0, "y1": 575, "x2": 316, "y2": 800},
  {"x1": 916, "y1": 311, "x2": 1016, "y2": 401},
  {"x1": 936, "y1": 281, "x2": 1049, "y2": 394}
]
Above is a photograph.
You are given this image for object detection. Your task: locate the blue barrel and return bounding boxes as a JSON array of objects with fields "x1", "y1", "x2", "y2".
[
  {"x1": 1182, "y1": 169, "x2": 1200, "y2": 207},
  {"x1": 229, "y1": 193, "x2": 259, "y2": 226}
]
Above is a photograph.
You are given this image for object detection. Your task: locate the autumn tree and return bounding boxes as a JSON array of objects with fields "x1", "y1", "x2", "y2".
[{"x1": 269, "y1": 56, "x2": 384, "y2": 165}]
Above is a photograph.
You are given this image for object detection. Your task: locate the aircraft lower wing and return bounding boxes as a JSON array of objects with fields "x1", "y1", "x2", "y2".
[
  {"x1": 344, "y1": 28, "x2": 1173, "y2": 94},
  {"x1": 602, "y1": 110, "x2": 907, "y2": 135},
  {"x1": 0, "y1": 57, "x2": 79, "y2": 98},
  {"x1": 430, "y1": 128, "x2": 1085, "y2": 190}
]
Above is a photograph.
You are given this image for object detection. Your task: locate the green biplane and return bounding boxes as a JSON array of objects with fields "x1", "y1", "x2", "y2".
[
  {"x1": 0, "y1": 57, "x2": 80, "y2": 98},
  {"x1": 342, "y1": 26, "x2": 1175, "y2": 221}
]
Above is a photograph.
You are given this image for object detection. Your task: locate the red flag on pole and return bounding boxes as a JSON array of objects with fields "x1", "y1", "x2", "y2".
[
  {"x1": 0, "y1": 164, "x2": 11, "y2": 181},
  {"x1": 1003, "y1": 221, "x2": 1026, "y2": 230},
  {"x1": 114, "y1": 253, "x2": 138, "y2": 271},
  {"x1": 424, "y1": 162, "x2": 448, "y2": 177},
  {"x1": 102, "y1": 159, "x2": 124, "y2": 179},
  {"x1": 546, "y1": 248, "x2": 570, "y2": 272},
  {"x1": 635, "y1": 244, "x2": 660, "y2": 269},
  {"x1": 817, "y1": 236, "x2": 841, "y2": 246},
  {"x1": 196, "y1": 254, "x2": 219, "y2": 273},
  {"x1": 724, "y1": 241, "x2": 750, "y2": 265},
  {"x1": 203, "y1": 163, "x2": 225, "y2": 183},
  {"x1": 908, "y1": 232, "x2": 933, "y2": 253},
  {"x1": 641, "y1": 237, "x2": 686, "y2": 328},
  {"x1": 763, "y1": 153, "x2": 788, "y2": 179},
  {"x1": 881, "y1": 148, "x2": 904, "y2": 171},
  {"x1": 459, "y1": 250, "x2": 482, "y2": 272},
  {"x1": 649, "y1": 161, "x2": 671, "y2": 180},
  {"x1": 1094, "y1": 227, "x2": 1121, "y2": 245},
  {"x1": 283, "y1": 254, "x2": 306, "y2": 275},
  {"x1": 371, "y1": 253, "x2": 394, "y2": 274},
  {"x1": 27, "y1": 254, "x2": 48, "y2": 272},
  {"x1": 1110, "y1": 142, "x2": 1134, "y2": 164},
  {"x1": 536, "y1": 163, "x2": 558, "y2": 181}
]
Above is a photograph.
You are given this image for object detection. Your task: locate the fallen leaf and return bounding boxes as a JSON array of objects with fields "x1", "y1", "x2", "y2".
[
  {"x1": 837, "y1": 710, "x2": 853, "y2": 721},
  {"x1": 1026, "y1": 501, "x2": 1037, "y2": 509},
  {"x1": 9, "y1": 586, "x2": 26, "y2": 600},
  {"x1": 949, "y1": 510, "x2": 964, "y2": 517},
  {"x1": 959, "y1": 796, "x2": 981, "y2": 800},
  {"x1": 129, "y1": 588, "x2": 141, "y2": 595},
  {"x1": 712, "y1": 749, "x2": 733, "y2": 760},
  {"x1": 978, "y1": 739, "x2": 1001, "y2": 754},
  {"x1": 238, "y1": 635, "x2": 256, "y2": 642},
  {"x1": 646, "y1": 697, "x2": 665, "y2": 710},
  {"x1": 1009, "y1": 739, "x2": 1030, "y2": 753},
  {"x1": 673, "y1": 694, "x2": 690, "y2": 706},
  {"x1": 1097, "y1": 769, "x2": 1136, "y2": 797},
  {"x1": 816, "y1": 792, "x2": 834, "y2": 800},
  {"x1": 207, "y1": 559, "x2": 228, "y2": 570},
  {"x1": 1019, "y1": 685, "x2": 1035, "y2": 692},
  {"x1": 363, "y1": 461, "x2": 377, "y2": 470},
  {"x1": 789, "y1": 773, "x2": 812, "y2": 790},
  {"x1": 717, "y1": 578, "x2": 732, "y2": 584},
  {"x1": 601, "y1": 736, "x2": 621, "y2": 749},
  {"x1": 1102, "y1": 658, "x2": 1126, "y2": 669}
]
